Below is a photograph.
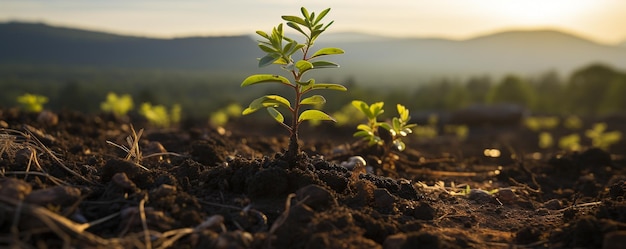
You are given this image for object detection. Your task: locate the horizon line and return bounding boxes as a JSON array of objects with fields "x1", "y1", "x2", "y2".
[{"x1": 2, "y1": 19, "x2": 624, "y2": 46}]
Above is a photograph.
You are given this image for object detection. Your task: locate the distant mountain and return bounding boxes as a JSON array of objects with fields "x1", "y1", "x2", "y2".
[
  {"x1": 0, "y1": 22, "x2": 260, "y2": 72},
  {"x1": 2, "y1": 22, "x2": 626, "y2": 86}
]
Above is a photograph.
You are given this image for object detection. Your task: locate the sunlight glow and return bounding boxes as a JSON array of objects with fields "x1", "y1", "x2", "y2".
[{"x1": 477, "y1": 0, "x2": 595, "y2": 25}]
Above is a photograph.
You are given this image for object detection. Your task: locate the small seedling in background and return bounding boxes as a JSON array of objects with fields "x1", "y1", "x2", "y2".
[
  {"x1": 559, "y1": 133, "x2": 581, "y2": 151},
  {"x1": 443, "y1": 124, "x2": 469, "y2": 141},
  {"x1": 524, "y1": 116, "x2": 560, "y2": 132},
  {"x1": 585, "y1": 122, "x2": 622, "y2": 150},
  {"x1": 564, "y1": 115, "x2": 583, "y2": 130},
  {"x1": 17, "y1": 93, "x2": 48, "y2": 113},
  {"x1": 352, "y1": 100, "x2": 385, "y2": 146},
  {"x1": 100, "y1": 92, "x2": 134, "y2": 118},
  {"x1": 209, "y1": 103, "x2": 242, "y2": 127},
  {"x1": 353, "y1": 100, "x2": 416, "y2": 152},
  {"x1": 538, "y1": 132, "x2": 554, "y2": 149},
  {"x1": 139, "y1": 103, "x2": 182, "y2": 128},
  {"x1": 241, "y1": 7, "x2": 346, "y2": 162}
]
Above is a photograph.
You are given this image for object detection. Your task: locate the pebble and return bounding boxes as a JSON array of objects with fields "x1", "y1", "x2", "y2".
[
  {"x1": 25, "y1": 185, "x2": 81, "y2": 206},
  {"x1": 373, "y1": 188, "x2": 396, "y2": 210},
  {"x1": 112, "y1": 172, "x2": 138, "y2": 192},
  {"x1": 383, "y1": 233, "x2": 407, "y2": 249},
  {"x1": 37, "y1": 110, "x2": 58, "y2": 126},
  {"x1": 543, "y1": 199, "x2": 562, "y2": 210},
  {"x1": 495, "y1": 188, "x2": 517, "y2": 204},
  {"x1": 296, "y1": 184, "x2": 337, "y2": 211},
  {"x1": 603, "y1": 231, "x2": 626, "y2": 249},
  {"x1": 468, "y1": 189, "x2": 495, "y2": 203},
  {"x1": 0, "y1": 178, "x2": 32, "y2": 200}
]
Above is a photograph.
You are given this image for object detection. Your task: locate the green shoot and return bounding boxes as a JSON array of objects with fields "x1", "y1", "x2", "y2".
[
  {"x1": 139, "y1": 102, "x2": 182, "y2": 128},
  {"x1": 241, "y1": 7, "x2": 346, "y2": 161},
  {"x1": 100, "y1": 92, "x2": 134, "y2": 118},
  {"x1": 17, "y1": 93, "x2": 48, "y2": 113},
  {"x1": 585, "y1": 123, "x2": 622, "y2": 150},
  {"x1": 353, "y1": 100, "x2": 416, "y2": 152}
]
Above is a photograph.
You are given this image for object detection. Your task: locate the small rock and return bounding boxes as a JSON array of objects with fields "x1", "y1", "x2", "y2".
[
  {"x1": 112, "y1": 172, "x2": 138, "y2": 192},
  {"x1": 296, "y1": 184, "x2": 337, "y2": 211},
  {"x1": 543, "y1": 199, "x2": 562, "y2": 210},
  {"x1": 25, "y1": 186, "x2": 81, "y2": 206},
  {"x1": 0, "y1": 178, "x2": 32, "y2": 200},
  {"x1": 496, "y1": 188, "x2": 517, "y2": 204},
  {"x1": 603, "y1": 231, "x2": 626, "y2": 249},
  {"x1": 37, "y1": 110, "x2": 58, "y2": 126},
  {"x1": 468, "y1": 189, "x2": 495, "y2": 203},
  {"x1": 383, "y1": 233, "x2": 407, "y2": 249},
  {"x1": 374, "y1": 188, "x2": 396, "y2": 210}
]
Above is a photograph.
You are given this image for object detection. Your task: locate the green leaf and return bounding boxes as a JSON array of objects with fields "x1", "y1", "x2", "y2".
[
  {"x1": 397, "y1": 104, "x2": 409, "y2": 121},
  {"x1": 295, "y1": 60, "x2": 313, "y2": 72},
  {"x1": 274, "y1": 57, "x2": 289, "y2": 65},
  {"x1": 352, "y1": 100, "x2": 372, "y2": 118},
  {"x1": 323, "y1": 20, "x2": 334, "y2": 31},
  {"x1": 379, "y1": 122, "x2": 392, "y2": 131},
  {"x1": 311, "y1": 47, "x2": 344, "y2": 58},
  {"x1": 356, "y1": 124, "x2": 372, "y2": 132},
  {"x1": 314, "y1": 8, "x2": 331, "y2": 25},
  {"x1": 309, "y1": 84, "x2": 347, "y2": 91},
  {"x1": 297, "y1": 79, "x2": 314, "y2": 86},
  {"x1": 242, "y1": 95, "x2": 291, "y2": 115},
  {"x1": 301, "y1": 7, "x2": 310, "y2": 21},
  {"x1": 353, "y1": 130, "x2": 372, "y2": 138},
  {"x1": 258, "y1": 54, "x2": 280, "y2": 67},
  {"x1": 282, "y1": 41, "x2": 293, "y2": 54},
  {"x1": 392, "y1": 117, "x2": 402, "y2": 132},
  {"x1": 300, "y1": 95, "x2": 326, "y2": 105},
  {"x1": 282, "y1": 15, "x2": 307, "y2": 26},
  {"x1": 256, "y1": 30, "x2": 270, "y2": 39},
  {"x1": 258, "y1": 43, "x2": 276, "y2": 53},
  {"x1": 298, "y1": 110, "x2": 335, "y2": 122},
  {"x1": 267, "y1": 107, "x2": 284, "y2": 123},
  {"x1": 242, "y1": 74, "x2": 291, "y2": 87},
  {"x1": 311, "y1": 61, "x2": 339, "y2": 69},
  {"x1": 370, "y1": 102, "x2": 385, "y2": 117}
]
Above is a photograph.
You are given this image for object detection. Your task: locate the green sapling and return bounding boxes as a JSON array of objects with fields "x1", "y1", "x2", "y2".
[
  {"x1": 353, "y1": 100, "x2": 416, "y2": 152},
  {"x1": 241, "y1": 7, "x2": 346, "y2": 162}
]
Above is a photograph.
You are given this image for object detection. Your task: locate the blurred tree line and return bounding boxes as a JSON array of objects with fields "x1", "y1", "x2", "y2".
[{"x1": 0, "y1": 63, "x2": 624, "y2": 119}]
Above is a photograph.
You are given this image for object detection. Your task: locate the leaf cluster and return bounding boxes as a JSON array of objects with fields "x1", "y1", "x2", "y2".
[
  {"x1": 352, "y1": 100, "x2": 416, "y2": 151},
  {"x1": 100, "y1": 92, "x2": 134, "y2": 118},
  {"x1": 16, "y1": 93, "x2": 48, "y2": 113},
  {"x1": 585, "y1": 123, "x2": 622, "y2": 150},
  {"x1": 139, "y1": 103, "x2": 182, "y2": 128}
]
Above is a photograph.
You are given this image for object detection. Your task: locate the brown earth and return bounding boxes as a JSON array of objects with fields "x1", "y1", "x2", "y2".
[{"x1": 1, "y1": 108, "x2": 626, "y2": 249}]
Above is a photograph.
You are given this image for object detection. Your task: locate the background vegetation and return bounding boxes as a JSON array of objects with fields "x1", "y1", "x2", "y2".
[{"x1": 1, "y1": 63, "x2": 624, "y2": 121}]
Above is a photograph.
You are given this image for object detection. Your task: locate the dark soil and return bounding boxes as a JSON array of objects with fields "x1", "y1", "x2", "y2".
[{"x1": 1, "y1": 108, "x2": 626, "y2": 249}]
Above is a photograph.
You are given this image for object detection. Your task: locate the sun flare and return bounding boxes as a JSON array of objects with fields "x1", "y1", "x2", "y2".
[{"x1": 477, "y1": 0, "x2": 595, "y2": 26}]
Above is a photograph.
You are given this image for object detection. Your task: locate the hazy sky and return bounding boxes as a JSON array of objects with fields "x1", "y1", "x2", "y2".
[{"x1": 2, "y1": 0, "x2": 626, "y2": 44}]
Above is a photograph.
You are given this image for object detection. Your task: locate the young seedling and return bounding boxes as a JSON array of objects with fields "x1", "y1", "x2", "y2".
[
  {"x1": 16, "y1": 93, "x2": 48, "y2": 113},
  {"x1": 138, "y1": 102, "x2": 182, "y2": 128},
  {"x1": 241, "y1": 7, "x2": 346, "y2": 162},
  {"x1": 352, "y1": 100, "x2": 416, "y2": 152},
  {"x1": 585, "y1": 122, "x2": 622, "y2": 150},
  {"x1": 100, "y1": 92, "x2": 134, "y2": 118}
]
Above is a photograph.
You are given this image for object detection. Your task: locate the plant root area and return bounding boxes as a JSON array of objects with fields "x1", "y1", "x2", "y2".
[{"x1": 1, "y1": 109, "x2": 626, "y2": 249}]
